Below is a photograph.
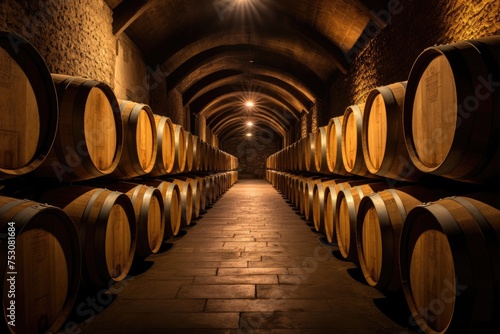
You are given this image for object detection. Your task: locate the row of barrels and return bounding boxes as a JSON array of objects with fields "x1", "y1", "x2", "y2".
[
  {"x1": 0, "y1": 171, "x2": 238, "y2": 334},
  {"x1": 267, "y1": 35, "x2": 500, "y2": 184},
  {"x1": 0, "y1": 31, "x2": 238, "y2": 182},
  {"x1": 266, "y1": 170, "x2": 500, "y2": 334}
]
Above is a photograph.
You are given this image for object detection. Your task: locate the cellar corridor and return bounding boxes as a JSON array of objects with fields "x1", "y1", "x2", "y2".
[{"x1": 71, "y1": 179, "x2": 414, "y2": 334}]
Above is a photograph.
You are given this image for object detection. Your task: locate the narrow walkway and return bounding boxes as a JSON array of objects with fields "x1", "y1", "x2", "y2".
[{"x1": 75, "y1": 179, "x2": 413, "y2": 333}]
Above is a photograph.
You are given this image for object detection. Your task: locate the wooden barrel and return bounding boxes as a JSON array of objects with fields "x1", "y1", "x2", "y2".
[
  {"x1": 0, "y1": 32, "x2": 58, "y2": 179},
  {"x1": 292, "y1": 174, "x2": 303, "y2": 206},
  {"x1": 40, "y1": 186, "x2": 136, "y2": 286},
  {"x1": 96, "y1": 182, "x2": 164, "y2": 258},
  {"x1": 223, "y1": 152, "x2": 230, "y2": 171},
  {"x1": 272, "y1": 151, "x2": 278, "y2": 170},
  {"x1": 214, "y1": 149, "x2": 223, "y2": 172},
  {"x1": 110, "y1": 101, "x2": 157, "y2": 178},
  {"x1": 323, "y1": 179, "x2": 373, "y2": 244},
  {"x1": 171, "y1": 124, "x2": 187, "y2": 174},
  {"x1": 211, "y1": 173, "x2": 222, "y2": 199},
  {"x1": 212, "y1": 149, "x2": 219, "y2": 172},
  {"x1": 36, "y1": 75, "x2": 123, "y2": 182},
  {"x1": 201, "y1": 141, "x2": 210, "y2": 172},
  {"x1": 303, "y1": 133, "x2": 316, "y2": 172},
  {"x1": 266, "y1": 169, "x2": 273, "y2": 184},
  {"x1": 191, "y1": 135, "x2": 202, "y2": 172},
  {"x1": 141, "y1": 179, "x2": 182, "y2": 238},
  {"x1": 202, "y1": 175, "x2": 214, "y2": 206},
  {"x1": 285, "y1": 172, "x2": 293, "y2": 195},
  {"x1": 232, "y1": 155, "x2": 238, "y2": 171},
  {"x1": 303, "y1": 177, "x2": 328, "y2": 221},
  {"x1": 314, "y1": 117, "x2": 348, "y2": 175},
  {"x1": 356, "y1": 186, "x2": 452, "y2": 291},
  {"x1": 328, "y1": 117, "x2": 349, "y2": 175},
  {"x1": 176, "y1": 176, "x2": 202, "y2": 218},
  {"x1": 220, "y1": 151, "x2": 227, "y2": 171},
  {"x1": 288, "y1": 174, "x2": 299, "y2": 201},
  {"x1": 196, "y1": 176, "x2": 207, "y2": 211},
  {"x1": 269, "y1": 169, "x2": 276, "y2": 188},
  {"x1": 273, "y1": 171, "x2": 281, "y2": 190},
  {"x1": 205, "y1": 145, "x2": 213, "y2": 171},
  {"x1": 0, "y1": 196, "x2": 81, "y2": 334},
  {"x1": 148, "y1": 115, "x2": 176, "y2": 176},
  {"x1": 206, "y1": 142, "x2": 214, "y2": 172},
  {"x1": 230, "y1": 170, "x2": 238, "y2": 185},
  {"x1": 219, "y1": 172, "x2": 228, "y2": 196},
  {"x1": 184, "y1": 131, "x2": 194, "y2": 173},
  {"x1": 341, "y1": 104, "x2": 376, "y2": 178},
  {"x1": 271, "y1": 150, "x2": 278, "y2": 171},
  {"x1": 289, "y1": 174, "x2": 299, "y2": 205},
  {"x1": 362, "y1": 82, "x2": 421, "y2": 181},
  {"x1": 335, "y1": 182, "x2": 388, "y2": 261},
  {"x1": 213, "y1": 147, "x2": 220, "y2": 172},
  {"x1": 314, "y1": 125, "x2": 330, "y2": 174},
  {"x1": 278, "y1": 172, "x2": 285, "y2": 194},
  {"x1": 211, "y1": 174, "x2": 221, "y2": 202},
  {"x1": 168, "y1": 178, "x2": 193, "y2": 226},
  {"x1": 312, "y1": 179, "x2": 339, "y2": 232},
  {"x1": 281, "y1": 173, "x2": 290, "y2": 197},
  {"x1": 297, "y1": 176, "x2": 309, "y2": 213},
  {"x1": 276, "y1": 149, "x2": 282, "y2": 171},
  {"x1": 400, "y1": 193, "x2": 500, "y2": 333},
  {"x1": 404, "y1": 36, "x2": 500, "y2": 183}
]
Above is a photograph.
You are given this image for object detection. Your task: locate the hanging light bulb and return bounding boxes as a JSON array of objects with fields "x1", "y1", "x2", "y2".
[{"x1": 245, "y1": 101, "x2": 255, "y2": 108}]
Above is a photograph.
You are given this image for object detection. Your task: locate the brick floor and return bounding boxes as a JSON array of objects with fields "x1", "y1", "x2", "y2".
[{"x1": 66, "y1": 179, "x2": 417, "y2": 334}]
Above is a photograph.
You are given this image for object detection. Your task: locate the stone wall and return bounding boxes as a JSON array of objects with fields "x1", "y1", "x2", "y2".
[
  {"x1": 0, "y1": 0, "x2": 115, "y2": 86},
  {"x1": 327, "y1": 0, "x2": 500, "y2": 120},
  {"x1": 0, "y1": 0, "x2": 150, "y2": 103},
  {"x1": 114, "y1": 34, "x2": 149, "y2": 103},
  {"x1": 222, "y1": 127, "x2": 281, "y2": 178}
]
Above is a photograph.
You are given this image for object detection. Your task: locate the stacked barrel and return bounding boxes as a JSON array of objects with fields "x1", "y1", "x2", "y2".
[
  {"x1": 0, "y1": 32, "x2": 238, "y2": 333},
  {"x1": 267, "y1": 36, "x2": 500, "y2": 334}
]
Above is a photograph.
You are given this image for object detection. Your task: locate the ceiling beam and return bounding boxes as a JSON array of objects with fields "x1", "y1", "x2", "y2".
[
  {"x1": 146, "y1": 20, "x2": 346, "y2": 76},
  {"x1": 112, "y1": 0, "x2": 155, "y2": 36},
  {"x1": 207, "y1": 104, "x2": 293, "y2": 132},
  {"x1": 190, "y1": 84, "x2": 303, "y2": 118},
  {"x1": 167, "y1": 46, "x2": 326, "y2": 97},
  {"x1": 183, "y1": 70, "x2": 243, "y2": 103},
  {"x1": 185, "y1": 74, "x2": 314, "y2": 111},
  {"x1": 216, "y1": 120, "x2": 285, "y2": 144}
]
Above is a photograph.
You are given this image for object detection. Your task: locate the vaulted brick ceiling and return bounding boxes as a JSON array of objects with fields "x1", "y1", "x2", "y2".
[{"x1": 106, "y1": 0, "x2": 387, "y2": 143}]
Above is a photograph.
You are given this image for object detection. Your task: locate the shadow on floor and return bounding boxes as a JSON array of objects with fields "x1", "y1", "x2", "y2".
[
  {"x1": 347, "y1": 267, "x2": 368, "y2": 285},
  {"x1": 332, "y1": 249, "x2": 352, "y2": 262},
  {"x1": 156, "y1": 242, "x2": 175, "y2": 254},
  {"x1": 61, "y1": 283, "x2": 119, "y2": 333},
  {"x1": 186, "y1": 222, "x2": 198, "y2": 228},
  {"x1": 318, "y1": 236, "x2": 336, "y2": 247},
  {"x1": 129, "y1": 260, "x2": 155, "y2": 276},
  {"x1": 173, "y1": 230, "x2": 188, "y2": 238},
  {"x1": 373, "y1": 290, "x2": 419, "y2": 332}
]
